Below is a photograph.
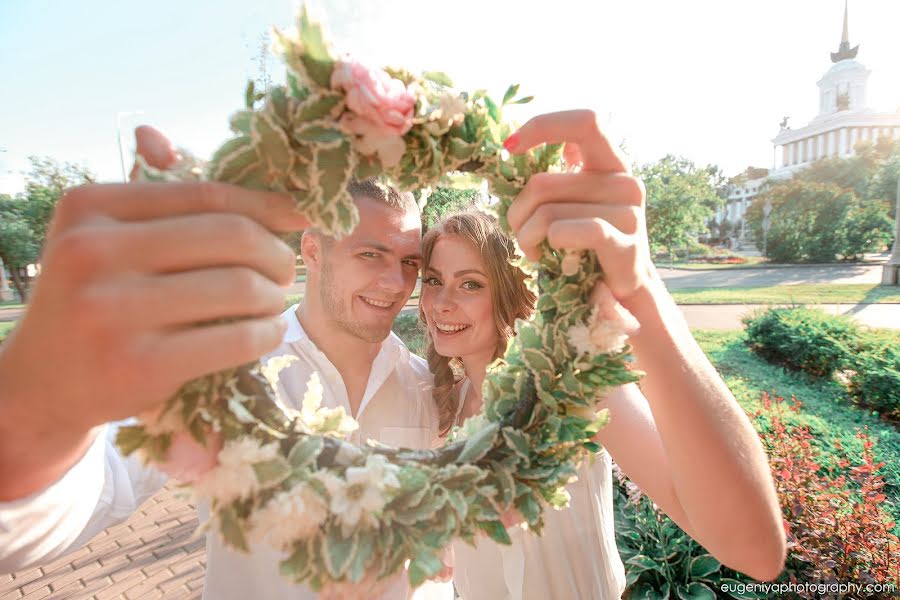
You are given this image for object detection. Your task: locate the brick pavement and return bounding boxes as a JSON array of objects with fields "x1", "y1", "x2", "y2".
[{"x1": 1, "y1": 483, "x2": 205, "y2": 600}]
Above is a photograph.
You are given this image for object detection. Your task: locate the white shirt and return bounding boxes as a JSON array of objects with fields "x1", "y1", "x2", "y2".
[
  {"x1": 451, "y1": 383, "x2": 627, "y2": 600},
  {"x1": 0, "y1": 305, "x2": 451, "y2": 600}
]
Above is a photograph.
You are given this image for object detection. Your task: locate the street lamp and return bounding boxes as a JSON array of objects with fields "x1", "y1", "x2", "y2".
[
  {"x1": 116, "y1": 110, "x2": 145, "y2": 182},
  {"x1": 882, "y1": 178, "x2": 900, "y2": 285},
  {"x1": 762, "y1": 199, "x2": 773, "y2": 259}
]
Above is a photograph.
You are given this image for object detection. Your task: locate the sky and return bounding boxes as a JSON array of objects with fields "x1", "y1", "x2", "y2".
[{"x1": 1, "y1": 0, "x2": 899, "y2": 195}]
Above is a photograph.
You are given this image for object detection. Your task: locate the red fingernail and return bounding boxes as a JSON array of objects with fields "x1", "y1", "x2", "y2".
[{"x1": 503, "y1": 132, "x2": 520, "y2": 151}]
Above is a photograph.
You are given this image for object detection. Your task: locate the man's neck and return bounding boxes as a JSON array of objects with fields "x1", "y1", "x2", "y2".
[{"x1": 295, "y1": 302, "x2": 381, "y2": 417}]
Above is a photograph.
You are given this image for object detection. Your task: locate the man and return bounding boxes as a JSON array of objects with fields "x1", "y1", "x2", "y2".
[{"x1": 0, "y1": 126, "x2": 445, "y2": 600}]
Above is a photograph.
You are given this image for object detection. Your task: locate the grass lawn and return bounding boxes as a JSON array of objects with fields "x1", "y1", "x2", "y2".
[
  {"x1": 694, "y1": 329, "x2": 900, "y2": 535},
  {"x1": 671, "y1": 283, "x2": 900, "y2": 304},
  {"x1": 659, "y1": 256, "x2": 769, "y2": 270},
  {"x1": 0, "y1": 321, "x2": 15, "y2": 342}
]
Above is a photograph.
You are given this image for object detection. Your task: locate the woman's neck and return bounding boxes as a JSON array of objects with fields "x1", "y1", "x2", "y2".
[{"x1": 461, "y1": 350, "x2": 493, "y2": 412}]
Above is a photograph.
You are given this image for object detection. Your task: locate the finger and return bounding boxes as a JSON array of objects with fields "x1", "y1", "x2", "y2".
[
  {"x1": 515, "y1": 203, "x2": 638, "y2": 262},
  {"x1": 147, "y1": 315, "x2": 287, "y2": 387},
  {"x1": 589, "y1": 280, "x2": 641, "y2": 336},
  {"x1": 114, "y1": 213, "x2": 297, "y2": 286},
  {"x1": 129, "y1": 125, "x2": 178, "y2": 181},
  {"x1": 563, "y1": 143, "x2": 583, "y2": 171},
  {"x1": 503, "y1": 110, "x2": 627, "y2": 173},
  {"x1": 546, "y1": 218, "x2": 642, "y2": 299},
  {"x1": 507, "y1": 171, "x2": 644, "y2": 232},
  {"x1": 52, "y1": 181, "x2": 309, "y2": 236},
  {"x1": 87, "y1": 268, "x2": 287, "y2": 330}
]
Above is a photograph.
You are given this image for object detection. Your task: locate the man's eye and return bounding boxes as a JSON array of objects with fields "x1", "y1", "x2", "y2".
[
  {"x1": 424, "y1": 277, "x2": 442, "y2": 286},
  {"x1": 360, "y1": 252, "x2": 378, "y2": 258},
  {"x1": 402, "y1": 259, "x2": 420, "y2": 268}
]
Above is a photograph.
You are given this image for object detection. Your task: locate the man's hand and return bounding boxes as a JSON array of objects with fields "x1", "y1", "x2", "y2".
[
  {"x1": 504, "y1": 109, "x2": 657, "y2": 308},
  {"x1": 0, "y1": 126, "x2": 308, "y2": 500}
]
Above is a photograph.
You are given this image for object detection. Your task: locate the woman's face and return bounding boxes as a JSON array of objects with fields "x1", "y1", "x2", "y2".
[{"x1": 421, "y1": 234, "x2": 498, "y2": 361}]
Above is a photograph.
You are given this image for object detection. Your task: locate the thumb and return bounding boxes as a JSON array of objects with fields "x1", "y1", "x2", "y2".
[{"x1": 129, "y1": 125, "x2": 177, "y2": 180}]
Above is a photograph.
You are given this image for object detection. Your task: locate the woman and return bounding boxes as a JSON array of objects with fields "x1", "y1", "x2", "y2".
[{"x1": 419, "y1": 211, "x2": 627, "y2": 599}]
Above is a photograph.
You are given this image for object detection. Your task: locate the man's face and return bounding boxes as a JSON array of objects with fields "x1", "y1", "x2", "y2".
[{"x1": 314, "y1": 196, "x2": 422, "y2": 343}]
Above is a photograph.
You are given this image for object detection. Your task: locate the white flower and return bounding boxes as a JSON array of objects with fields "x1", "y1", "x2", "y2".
[
  {"x1": 318, "y1": 454, "x2": 400, "y2": 537},
  {"x1": 567, "y1": 306, "x2": 630, "y2": 357},
  {"x1": 250, "y1": 482, "x2": 328, "y2": 551},
  {"x1": 193, "y1": 438, "x2": 280, "y2": 504},
  {"x1": 261, "y1": 354, "x2": 302, "y2": 417},
  {"x1": 299, "y1": 373, "x2": 359, "y2": 437}
]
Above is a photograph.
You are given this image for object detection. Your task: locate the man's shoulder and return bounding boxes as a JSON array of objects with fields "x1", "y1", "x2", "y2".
[{"x1": 387, "y1": 333, "x2": 432, "y2": 384}]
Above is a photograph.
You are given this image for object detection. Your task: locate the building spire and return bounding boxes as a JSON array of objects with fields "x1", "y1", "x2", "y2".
[{"x1": 831, "y1": 0, "x2": 859, "y2": 63}]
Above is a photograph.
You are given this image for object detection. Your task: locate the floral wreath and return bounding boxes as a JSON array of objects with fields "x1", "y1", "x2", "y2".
[{"x1": 118, "y1": 6, "x2": 641, "y2": 590}]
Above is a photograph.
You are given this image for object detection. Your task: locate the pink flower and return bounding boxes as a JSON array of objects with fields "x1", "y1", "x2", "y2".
[
  {"x1": 156, "y1": 430, "x2": 223, "y2": 483},
  {"x1": 331, "y1": 60, "x2": 416, "y2": 167}
]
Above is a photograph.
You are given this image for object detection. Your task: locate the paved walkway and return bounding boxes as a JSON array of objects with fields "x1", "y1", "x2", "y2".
[
  {"x1": 678, "y1": 303, "x2": 899, "y2": 330},
  {"x1": 1, "y1": 484, "x2": 203, "y2": 600}
]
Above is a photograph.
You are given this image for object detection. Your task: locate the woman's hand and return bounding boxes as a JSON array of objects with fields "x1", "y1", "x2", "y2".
[{"x1": 504, "y1": 109, "x2": 658, "y2": 309}]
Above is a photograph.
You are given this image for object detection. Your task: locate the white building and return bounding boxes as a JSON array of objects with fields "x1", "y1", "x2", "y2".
[
  {"x1": 715, "y1": 1, "x2": 900, "y2": 244},
  {"x1": 770, "y1": 1, "x2": 900, "y2": 178}
]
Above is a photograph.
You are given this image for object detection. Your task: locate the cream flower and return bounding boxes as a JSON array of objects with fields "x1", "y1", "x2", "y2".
[
  {"x1": 193, "y1": 438, "x2": 280, "y2": 504},
  {"x1": 299, "y1": 373, "x2": 359, "y2": 437},
  {"x1": 318, "y1": 454, "x2": 400, "y2": 537},
  {"x1": 250, "y1": 482, "x2": 329, "y2": 551},
  {"x1": 261, "y1": 354, "x2": 301, "y2": 416},
  {"x1": 560, "y1": 250, "x2": 583, "y2": 277},
  {"x1": 567, "y1": 281, "x2": 639, "y2": 357}
]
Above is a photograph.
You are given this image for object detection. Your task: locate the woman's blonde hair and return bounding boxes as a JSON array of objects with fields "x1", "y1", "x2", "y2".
[{"x1": 419, "y1": 211, "x2": 536, "y2": 435}]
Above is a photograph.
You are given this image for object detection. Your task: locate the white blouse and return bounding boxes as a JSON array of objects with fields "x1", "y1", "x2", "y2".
[{"x1": 451, "y1": 379, "x2": 627, "y2": 600}]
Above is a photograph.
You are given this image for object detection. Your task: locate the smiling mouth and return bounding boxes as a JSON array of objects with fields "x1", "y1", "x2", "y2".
[
  {"x1": 359, "y1": 296, "x2": 395, "y2": 310},
  {"x1": 434, "y1": 321, "x2": 470, "y2": 335}
]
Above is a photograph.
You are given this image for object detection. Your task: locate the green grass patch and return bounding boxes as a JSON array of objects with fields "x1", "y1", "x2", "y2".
[
  {"x1": 671, "y1": 283, "x2": 900, "y2": 304},
  {"x1": 694, "y1": 329, "x2": 900, "y2": 534},
  {"x1": 0, "y1": 321, "x2": 15, "y2": 344}
]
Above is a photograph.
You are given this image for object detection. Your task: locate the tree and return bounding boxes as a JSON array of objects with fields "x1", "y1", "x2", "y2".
[
  {"x1": 634, "y1": 155, "x2": 724, "y2": 259},
  {"x1": 420, "y1": 186, "x2": 480, "y2": 229},
  {"x1": 746, "y1": 180, "x2": 892, "y2": 263},
  {"x1": 0, "y1": 157, "x2": 94, "y2": 301}
]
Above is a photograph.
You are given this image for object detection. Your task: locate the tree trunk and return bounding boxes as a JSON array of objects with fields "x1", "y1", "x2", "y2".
[{"x1": 6, "y1": 265, "x2": 27, "y2": 303}]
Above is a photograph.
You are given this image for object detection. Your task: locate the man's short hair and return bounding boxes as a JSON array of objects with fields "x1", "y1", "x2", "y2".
[{"x1": 347, "y1": 178, "x2": 419, "y2": 215}]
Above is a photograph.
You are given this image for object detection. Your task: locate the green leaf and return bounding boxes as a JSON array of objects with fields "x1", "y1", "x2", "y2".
[
  {"x1": 502, "y1": 84, "x2": 520, "y2": 106},
  {"x1": 219, "y1": 506, "x2": 249, "y2": 552},
  {"x1": 229, "y1": 111, "x2": 253, "y2": 135},
  {"x1": 689, "y1": 554, "x2": 721, "y2": 578},
  {"x1": 227, "y1": 397, "x2": 257, "y2": 423},
  {"x1": 253, "y1": 457, "x2": 291, "y2": 486},
  {"x1": 210, "y1": 136, "x2": 258, "y2": 183},
  {"x1": 423, "y1": 71, "x2": 453, "y2": 87},
  {"x1": 522, "y1": 348, "x2": 554, "y2": 372},
  {"x1": 295, "y1": 92, "x2": 343, "y2": 122},
  {"x1": 323, "y1": 528, "x2": 357, "y2": 578},
  {"x1": 675, "y1": 582, "x2": 716, "y2": 600},
  {"x1": 347, "y1": 530, "x2": 374, "y2": 583},
  {"x1": 625, "y1": 554, "x2": 663, "y2": 574},
  {"x1": 515, "y1": 490, "x2": 541, "y2": 525},
  {"x1": 298, "y1": 5, "x2": 335, "y2": 87},
  {"x1": 244, "y1": 80, "x2": 256, "y2": 109},
  {"x1": 316, "y1": 140, "x2": 353, "y2": 202},
  {"x1": 516, "y1": 321, "x2": 542, "y2": 351},
  {"x1": 501, "y1": 427, "x2": 532, "y2": 463},
  {"x1": 115, "y1": 426, "x2": 147, "y2": 457},
  {"x1": 294, "y1": 124, "x2": 345, "y2": 145},
  {"x1": 511, "y1": 95, "x2": 534, "y2": 105},
  {"x1": 456, "y1": 422, "x2": 499, "y2": 463},
  {"x1": 280, "y1": 541, "x2": 311, "y2": 582},
  {"x1": 252, "y1": 111, "x2": 293, "y2": 175},
  {"x1": 484, "y1": 95, "x2": 500, "y2": 122},
  {"x1": 288, "y1": 436, "x2": 324, "y2": 469},
  {"x1": 479, "y1": 520, "x2": 512, "y2": 545},
  {"x1": 408, "y1": 548, "x2": 444, "y2": 587}
]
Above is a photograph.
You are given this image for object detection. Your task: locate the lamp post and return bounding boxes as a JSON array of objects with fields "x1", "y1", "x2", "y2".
[
  {"x1": 116, "y1": 110, "x2": 145, "y2": 182},
  {"x1": 882, "y1": 178, "x2": 900, "y2": 285},
  {"x1": 762, "y1": 199, "x2": 773, "y2": 259}
]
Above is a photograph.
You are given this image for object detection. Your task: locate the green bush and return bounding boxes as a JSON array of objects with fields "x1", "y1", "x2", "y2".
[
  {"x1": 743, "y1": 307, "x2": 900, "y2": 421},
  {"x1": 743, "y1": 307, "x2": 860, "y2": 377}
]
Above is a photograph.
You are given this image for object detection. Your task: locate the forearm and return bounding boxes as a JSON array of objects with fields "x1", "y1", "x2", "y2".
[
  {"x1": 621, "y1": 280, "x2": 785, "y2": 579},
  {"x1": 0, "y1": 348, "x2": 96, "y2": 501}
]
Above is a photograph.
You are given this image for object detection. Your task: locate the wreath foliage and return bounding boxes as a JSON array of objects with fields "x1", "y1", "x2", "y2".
[{"x1": 117, "y1": 6, "x2": 641, "y2": 589}]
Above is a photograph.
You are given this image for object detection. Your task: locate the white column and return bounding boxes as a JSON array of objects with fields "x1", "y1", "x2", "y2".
[
  {"x1": 839, "y1": 128, "x2": 847, "y2": 155},
  {"x1": 850, "y1": 127, "x2": 858, "y2": 151}
]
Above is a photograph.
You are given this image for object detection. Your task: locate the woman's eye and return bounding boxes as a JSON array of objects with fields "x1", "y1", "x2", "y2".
[{"x1": 462, "y1": 280, "x2": 484, "y2": 290}]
